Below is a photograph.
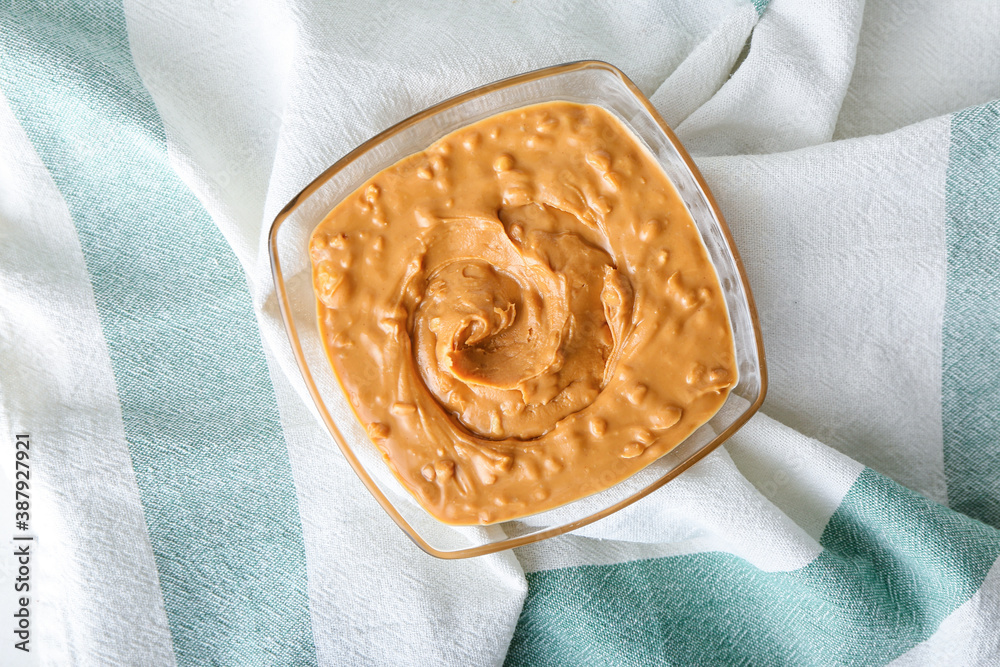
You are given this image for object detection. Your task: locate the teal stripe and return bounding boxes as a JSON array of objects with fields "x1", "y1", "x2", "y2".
[
  {"x1": 506, "y1": 468, "x2": 1000, "y2": 666},
  {"x1": 751, "y1": 0, "x2": 769, "y2": 17},
  {"x1": 0, "y1": 3, "x2": 317, "y2": 664},
  {"x1": 943, "y1": 100, "x2": 1000, "y2": 528}
]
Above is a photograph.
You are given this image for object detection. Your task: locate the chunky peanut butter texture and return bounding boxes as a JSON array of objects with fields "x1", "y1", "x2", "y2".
[{"x1": 310, "y1": 101, "x2": 735, "y2": 525}]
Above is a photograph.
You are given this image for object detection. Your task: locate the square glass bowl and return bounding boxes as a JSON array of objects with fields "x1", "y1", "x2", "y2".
[{"x1": 268, "y1": 61, "x2": 767, "y2": 559}]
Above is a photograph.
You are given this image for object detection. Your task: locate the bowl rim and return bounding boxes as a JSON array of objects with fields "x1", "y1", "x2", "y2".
[{"x1": 267, "y1": 59, "x2": 768, "y2": 559}]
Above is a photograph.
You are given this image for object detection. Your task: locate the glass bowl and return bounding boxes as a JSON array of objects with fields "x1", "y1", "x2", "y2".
[{"x1": 268, "y1": 60, "x2": 767, "y2": 559}]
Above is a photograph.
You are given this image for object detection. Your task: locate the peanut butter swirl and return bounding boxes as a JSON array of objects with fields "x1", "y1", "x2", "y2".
[{"x1": 310, "y1": 102, "x2": 735, "y2": 525}]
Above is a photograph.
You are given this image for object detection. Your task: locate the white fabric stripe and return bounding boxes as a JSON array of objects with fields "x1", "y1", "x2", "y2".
[
  {"x1": 649, "y1": 3, "x2": 758, "y2": 129},
  {"x1": 678, "y1": 0, "x2": 867, "y2": 155},
  {"x1": 836, "y1": 0, "x2": 1000, "y2": 139},
  {"x1": 0, "y1": 91, "x2": 175, "y2": 666},
  {"x1": 890, "y1": 555, "x2": 1000, "y2": 666},
  {"x1": 725, "y1": 412, "x2": 865, "y2": 541},
  {"x1": 517, "y1": 533, "x2": 765, "y2": 575},
  {"x1": 697, "y1": 114, "x2": 951, "y2": 504},
  {"x1": 123, "y1": 0, "x2": 294, "y2": 276}
]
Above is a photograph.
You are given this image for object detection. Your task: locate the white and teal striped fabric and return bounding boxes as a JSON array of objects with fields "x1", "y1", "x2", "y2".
[{"x1": 1, "y1": 0, "x2": 998, "y2": 664}]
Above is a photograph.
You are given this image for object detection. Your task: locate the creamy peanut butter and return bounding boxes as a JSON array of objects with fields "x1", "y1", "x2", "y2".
[{"x1": 310, "y1": 102, "x2": 735, "y2": 525}]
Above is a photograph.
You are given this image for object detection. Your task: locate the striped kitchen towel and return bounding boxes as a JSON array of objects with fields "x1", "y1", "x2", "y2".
[{"x1": 1, "y1": 0, "x2": 998, "y2": 664}]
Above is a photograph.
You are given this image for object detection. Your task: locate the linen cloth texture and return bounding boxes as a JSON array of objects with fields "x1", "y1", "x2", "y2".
[{"x1": 1, "y1": 0, "x2": 999, "y2": 665}]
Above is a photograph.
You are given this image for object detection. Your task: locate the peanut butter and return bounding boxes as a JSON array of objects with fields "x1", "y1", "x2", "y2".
[{"x1": 310, "y1": 102, "x2": 735, "y2": 525}]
